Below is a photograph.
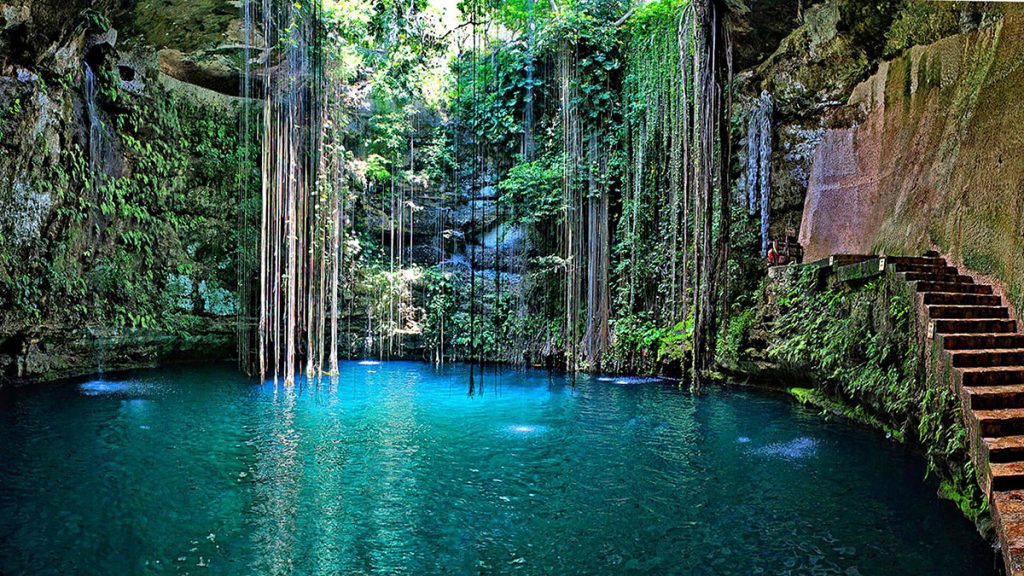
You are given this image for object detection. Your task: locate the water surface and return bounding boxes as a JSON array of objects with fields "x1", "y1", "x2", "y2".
[{"x1": 0, "y1": 362, "x2": 998, "y2": 575}]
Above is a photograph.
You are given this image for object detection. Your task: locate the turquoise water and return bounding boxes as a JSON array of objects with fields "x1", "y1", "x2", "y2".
[{"x1": 0, "y1": 362, "x2": 997, "y2": 575}]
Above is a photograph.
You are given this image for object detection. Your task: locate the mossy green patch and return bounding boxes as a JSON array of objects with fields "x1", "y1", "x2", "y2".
[
  {"x1": 788, "y1": 387, "x2": 817, "y2": 405},
  {"x1": 745, "y1": 269, "x2": 988, "y2": 527}
]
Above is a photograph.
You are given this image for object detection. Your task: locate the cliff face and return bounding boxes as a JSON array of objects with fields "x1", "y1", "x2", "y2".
[
  {"x1": 736, "y1": 0, "x2": 1011, "y2": 246},
  {"x1": 0, "y1": 0, "x2": 495, "y2": 382},
  {"x1": 0, "y1": 1, "x2": 244, "y2": 384},
  {"x1": 799, "y1": 13, "x2": 1024, "y2": 312},
  {"x1": 738, "y1": 0, "x2": 897, "y2": 242}
]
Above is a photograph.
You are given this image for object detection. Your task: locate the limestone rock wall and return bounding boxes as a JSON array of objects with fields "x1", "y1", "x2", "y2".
[
  {"x1": 799, "y1": 13, "x2": 1024, "y2": 311},
  {"x1": 737, "y1": 0, "x2": 1004, "y2": 246}
]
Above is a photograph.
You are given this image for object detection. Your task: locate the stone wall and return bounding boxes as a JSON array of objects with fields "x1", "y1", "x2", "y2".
[
  {"x1": 735, "y1": 0, "x2": 1007, "y2": 247},
  {"x1": 799, "y1": 13, "x2": 1024, "y2": 313}
]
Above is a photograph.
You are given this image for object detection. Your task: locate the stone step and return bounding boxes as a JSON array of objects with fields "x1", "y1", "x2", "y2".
[
  {"x1": 923, "y1": 292, "x2": 1002, "y2": 306},
  {"x1": 913, "y1": 281, "x2": 993, "y2": 295},
  {"x1": 991, "y1": 490, "x2": 1024, "y2": 576},
  {"x1": 903, "y1": 271, "x2": 975, "y2": 283},
  {"x1": 928, "y1": 305, "x2": 1010, "y2": 320},
  {"x1": 952, "y1": 350, "x2": 1024, "y2": 368},
  {"x1": 934, "y1": 318, "x2": 1017, "y2": 334},
  {"x1": 992, "y1": 462, "x2": 1024, "y2": 492},
  {"x1": 941, "y1": 333, "x2": 1024, "y2": 351},
  {"x1": 893, "y1": 263, "x2": 958, "y2": 274},
  {"x1": 869, "y1": 252, "x2": 1024, "y2": 575},
  {"x1": 966, "y1": 385, "x2": 1024, "y2": 410},
  {"x1": 829, "y1": 254, "x2": 876, "y2": 267},
  {"x1": 960, "y1": 366, "x2": 1024, "y2": 387},
  {"x1": 885, "y1": 255, "x2": 946, "y2": 266},
  {"x1": 974, "y1": 409, "x2": 1024, "y2": 437},
  {"x1": 985, "y1": 436, "x2": 1024, "y2": 463}
]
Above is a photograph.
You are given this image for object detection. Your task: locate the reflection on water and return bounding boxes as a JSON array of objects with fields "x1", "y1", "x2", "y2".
[
  {"x1": 503, "y1": 423, "x2": 550, "y2": 436},
  {"x1": 0, "y1": 362, "x2": 998, "y2": 575}
]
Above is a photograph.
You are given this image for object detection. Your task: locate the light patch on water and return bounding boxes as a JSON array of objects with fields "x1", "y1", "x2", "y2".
[
  {"x1": 752, "y1": 437, "x2": 818, "y2": 460},
  {"x1": 615, "y1": 376, "x2": 662, "y2": 385},
  {"x1": 79, "y1": 381, "x2": 131, "y2": 396},
  {"x1": 736, "y1": 436, "x2": 751, "y2": 444},
  {"x1": 596, "y1": 376, "x2": 663, "y2": 385},
  {"x1": 357, "y1": 360, "x2": 381, "y2": 366},
  {"x1": 504, "y1": 424, "x2": 549, "y2": 437}
]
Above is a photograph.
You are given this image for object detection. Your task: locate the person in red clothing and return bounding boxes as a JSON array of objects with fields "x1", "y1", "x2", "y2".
[{"x1": 767, "y1": 241, "x2": 779, "y2": 267}]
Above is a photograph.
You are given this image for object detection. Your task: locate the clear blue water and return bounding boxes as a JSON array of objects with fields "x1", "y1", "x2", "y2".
[{"x1": 0, "y1": 362, "x2": 998, "y2": 575}]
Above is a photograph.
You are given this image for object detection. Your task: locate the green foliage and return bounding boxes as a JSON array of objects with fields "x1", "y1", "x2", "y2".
[
  {"x1": 541, "y1": 6, "x2": 622, "y2": 122},
  {"x1": 83, "y1": 7, "x2": 111, "y2": 32},
  {"x1": 838, "y1": 0, "x2": 905, "y2": 59},
  {"x1": 450, "y1": 44, "x2": 535, "y2": 168},
  {"x1": 883, "y1": 1, "x2": 960, "y2": 57},
  {"x1": 420, "y1": 267, "x2": 457, "y2": 352},
  {"x1": 764, "y1": 271, "x2": 986, "y2": 522},
  {"x1": 365, "y1": 154, "x2": 392, "y2": 182},
  {"x1": 421, "y1": 128, "x2": 457, "y2": 187},
  {"x1": 626, "y1": 0, "x2": 690, "y2": 36},
  {"x1": 717, "y1": 307, "x2": 756, "y2": 370},
  {"x1": 0, "y1": 97, "x2": 22, "y2": 140},
  {"x1": 788, "y1": 387, "x2": 816, "y2": 405},
  {"x1": 611, "y1": 3, "x2": 692, "y2": 326},
  {"x1": 321, "y1": 0, "x2": 450, "y2": 201},
  {"x1": 607, "y1": 312, "x2": 693, "y2": 374},
  {"x1": 0, "y1": 72, "x2": 250, "y2": 332},
  {"x1": 498, "y1": 155, "x2": 563, "y2": 224}
]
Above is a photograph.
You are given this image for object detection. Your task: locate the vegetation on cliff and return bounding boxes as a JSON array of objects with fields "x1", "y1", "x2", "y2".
[
  {"x1": 724, "y1": 268, "x2": 987, "y2": 524},
  {"x1": 0, "y1": 61, "x2": 247, "y2": 333}
]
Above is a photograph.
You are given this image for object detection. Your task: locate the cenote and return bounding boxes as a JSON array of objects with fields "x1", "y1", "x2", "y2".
[{"x1": 0, "y1": 362, "x2": 997, "y2": 575}]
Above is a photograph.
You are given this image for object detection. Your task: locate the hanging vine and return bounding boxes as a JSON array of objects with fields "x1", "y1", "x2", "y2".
[
  {"x1": 609, "y1": 0, "x2": 739, "y2": 390},
  {"x1": 234, "y1": 0, "x2": 743, "y2": 387}
]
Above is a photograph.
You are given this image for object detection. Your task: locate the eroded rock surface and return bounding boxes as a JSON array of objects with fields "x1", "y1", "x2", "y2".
[{"x1": 799, "y1": 14, "x2": 1024, "y2": 313}]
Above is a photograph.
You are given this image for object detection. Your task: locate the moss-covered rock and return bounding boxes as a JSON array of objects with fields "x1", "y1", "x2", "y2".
[
  {"x1": 0, "y1": 5, "x2": 251, "y2": 386},
  {"x1": 732, "y1": 266, "x2": 990, "y2": 529}
]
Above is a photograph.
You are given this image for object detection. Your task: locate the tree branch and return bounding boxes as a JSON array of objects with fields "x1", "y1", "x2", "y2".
[
  {"x1": 436, "y1": 20, "x2": 475, "y2": 42},
  {"x1": 612, "y1": 6, "x2": 638, "y2": 28},
  {"x1": 613, "y1": 0, "x2": 650, "y2": 28}
]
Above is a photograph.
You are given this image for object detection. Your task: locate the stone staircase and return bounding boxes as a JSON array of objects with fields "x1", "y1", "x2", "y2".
[
  {"x1": 781, "y1": 251, "x2": 1024, "y2": 570},
  {"x1": 890, "y1": 253, "x2": 1024, "y2": 575}
]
